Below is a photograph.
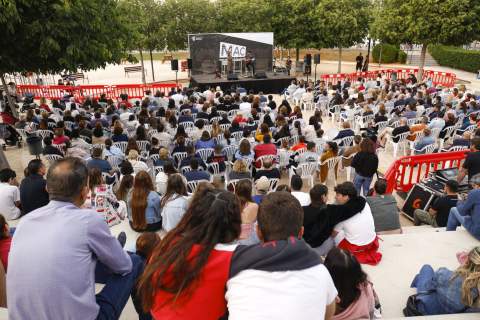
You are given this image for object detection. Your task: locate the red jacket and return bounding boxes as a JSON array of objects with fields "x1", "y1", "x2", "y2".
[{"x1": 254, "y1": 143, "x2": 277, "y2": 168}]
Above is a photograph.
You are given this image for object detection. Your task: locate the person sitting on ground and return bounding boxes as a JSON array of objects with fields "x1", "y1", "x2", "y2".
[
  {"x1": 184, "y1": 158, "x2": 211, "y2": 183},
  {"x1": 127, "y1": 149, "x2": 149, "y2": 175},
  {"x1": 333, "y1": 122, "x2": 355, "y2": 145},
  {"x1": 20, "y1": 159, "x2": 49, "y2": 216},
  {"x1": 84, "y1": 168, "x2": 125, "y2": 226},
  {"x1": 325, "y1": 248, "x2": 381, "y2": 319},
  {"x1": 137, "y1": 186, "x2": 242, "y2": 319},
  {"x1": 254, "y1": 158, "x2": 280, "y2": 181},
  {"x1": 254, "y1": 134, "x2": 277, "y2": 169},
  {"x1": 127, "y1": 170, "x2": 162, "y2": 232},
  {"x1": 0, "y1": 168, "x2": 21, "y2": 220},
  {"x1": 290, "y1": 174, "x2": 310, "y2": 206},
  {"x1": 303, "y1": 184, "x2": 328, "y2": 246},
  {"x1": 410, "y1": 246, "x2": 480, "y2": 315},
  {"x1": 235, "y1": 179, "x2": 260, "y2": 245},
  {"x1": 225, "y1": 191, "x2": 337, "y2": 319},
  {"x1": 160, "y1": 174, "x2": 189, "y2": 232},
  {"x1": 302, "y1": 183, "x2": 367, "y2": 256},
  {"x1": 115, "y1": 174, "x2": 134, "y2": 203},
  {"x1": 253, "y1": 176, "x2": 269, "y2": 204},
  {"x1": 367, "y1": 179, "x2": 402, "y2": 234},
  {"x1": 446, "y1": 174, "x2": 480, "y2": 240},
  {"x1": 180, "y1": 145, "x2": 207, "y2": 170},
  {"x1": 414, "y1": 179, "x2": 458, "y2": 228},
  {"x1": 155, "y1": 161, "x2": 178, "y2": 196},
  {"x1": 228, "y1": 159, "x2": 252, "y2": 181},
  {"x1": 42, "y1": 136, "x2": 63, "y2": 156},
  {"x1": 333, "y1": 182, "x2": 382, "y2": 265},
  {"x1": 0, "y1": 214, "x2": 12, "y2": 272},
  {"x1": 135, "y1": 232, "x2": 161, "y2": 262},
  {"x1": 7, "y1": 157, "x2": 143, "y2": 319}
]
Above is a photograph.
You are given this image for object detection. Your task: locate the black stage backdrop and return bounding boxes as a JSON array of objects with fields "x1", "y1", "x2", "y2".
[{"x1": 188, "y1": 33, "x2": 273, "y2": 76}]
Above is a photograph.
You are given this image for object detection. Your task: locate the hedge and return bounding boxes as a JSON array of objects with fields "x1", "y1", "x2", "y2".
[
  {"x1": 429, "y1": 45, "x2": 480, "y2": 73},
  {"x1": 372, "y1": 43, "x2": 407, "y2": 63}
]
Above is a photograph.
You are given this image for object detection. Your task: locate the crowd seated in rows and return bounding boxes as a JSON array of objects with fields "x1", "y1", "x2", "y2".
[{"x1": 3, "y1": 71, "x2": 480, "y2": 318}]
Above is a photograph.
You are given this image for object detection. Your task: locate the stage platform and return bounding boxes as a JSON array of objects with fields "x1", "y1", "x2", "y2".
[{"x1": 191, "y1": 72, "x2": 295, "y2": 94}]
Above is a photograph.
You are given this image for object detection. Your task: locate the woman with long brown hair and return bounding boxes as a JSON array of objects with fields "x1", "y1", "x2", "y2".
[
  {"x1": 235, "y1": 179, "x2": 259, "y2": 245},
  {"x1": 160, "y1": 174, "x2": 189, "y2": 232},
  {"x1": 127, "y1": 170, "x2": 162, "y2": 232},
  {"x1": 137, "y1": 184, "x2": 241, "y2": 319}
]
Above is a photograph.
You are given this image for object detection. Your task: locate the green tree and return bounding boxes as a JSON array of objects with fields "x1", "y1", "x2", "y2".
[
  {"x1": 0, "y1": 0, "x2": 132, "y2": 168},
  {"x1": 371, "y1": 0, "x2": 480, "y2": 79},
  {"x1": 215, "y1": 0, "x2": 271, "y2": 33},
  {"x1": 269, "y1": 0, "x2": 322, "y2": 61},
  {"x1": 316, "y1": 0, "x2": 371, "y2": 73},
  {"x1": 161, "y1": 0, "x2": 216, "y2": 51},
  {"x1": 0, "y1": 0, "x2": 132, "y2": 111}
]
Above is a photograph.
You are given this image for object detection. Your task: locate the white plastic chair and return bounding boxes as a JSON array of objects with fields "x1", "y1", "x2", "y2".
[
  {"x1": 107, "y1": 155, "x2": 124, "y2": 170},
  {"x1": 268, "y1": 178, "x2": 279, "y2": 192},
  {"x1": 257, "y1": 155, "x2": 277, "y2": 168},
  {"x1": 319, "y1": 156, "x2": 341, "y2": 186},
  {"x1": 441, "y1": 145, "x2": 468, "y2": 152},
  {"x1": 387, "y1": 132, "x2": 410, "y2": 158},
  {"x1": 439, "y1": 126, "x2": 457, "y2": 150},
  {"x1": 113, "y1": 141, "x2": 128, "y2": 154},
  {"x1": 411, "y1": 143, "x2": 436, "y2": 155},
  {"x1": 44, "y1": 154, "x2": 63, "y2": 165},
  {"x1": 223, "y1": 145, "x2": 237, "y2": 161},
  {"x1": 173, "y1": 152, "x2": 188, "y2": 167},
  {"x1": 289, "y1": 162, "x2": 318, "y2": 188},
  {"x1": 197, "y1": 148, "x2": 214, "y2": 162},
  {"x1": 136, "y1": 140, "x2": 150, "y2": 153},
  {"x1": 187, "y1": 180, "x2": 209, "y2": 194}
]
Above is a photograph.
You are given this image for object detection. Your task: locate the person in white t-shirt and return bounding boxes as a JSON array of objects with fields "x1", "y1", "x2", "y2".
[
  {"x1": 226, "y1": 191, "x2": 337, "y2": 320},
  {"x1": 239, "y1": 95, "x2": 251, "y2": 117},
  {"x1": 332, "y1": 182, "x2": 382, "y2": 265},
  {"x1": 0, "y1": 169, "x2": 21, "y2": 220},
  {"x1": 290, "y1": 174, "x2": 311, "y2": 206}
]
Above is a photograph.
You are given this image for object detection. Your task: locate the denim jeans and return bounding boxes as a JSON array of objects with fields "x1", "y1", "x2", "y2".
[
  {"x1": 446, "y1": 207, "x2": 465, "y2": 231},
  {"x1": 95, "y1": 253, "x2": 148, "y2": 320},
  {"x1": 353, "y1": 174, "x2": 373, "y2": 197},
  {"x1": 410, "y1": 264, "x2": 443, "y2": 315}
]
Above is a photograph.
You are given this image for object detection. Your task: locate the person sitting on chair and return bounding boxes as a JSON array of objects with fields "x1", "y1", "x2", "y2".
[{"x1": 184, "y1": 158, "x2": 210, "y2": 182}]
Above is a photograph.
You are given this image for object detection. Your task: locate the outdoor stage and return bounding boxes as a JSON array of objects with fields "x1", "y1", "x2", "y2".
[{"x1": 190, "y1": 72, "x2": 295, "y2": 94}]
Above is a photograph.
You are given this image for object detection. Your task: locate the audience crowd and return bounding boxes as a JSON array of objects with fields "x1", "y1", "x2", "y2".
[{"x1": 0, "y1": 71, "x2": 479, "y2": 318}]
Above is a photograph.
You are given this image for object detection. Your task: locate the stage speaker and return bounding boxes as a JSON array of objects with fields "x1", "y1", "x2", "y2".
[
  {"x1": 254, "y1": 72, "x2": 267, "y2": 79},
  {"x1": 227, "y1": 73, "x2": 238, "y2": 80},
  {"x1": 314, "y1": 54, "x2": 320, "y2": 64},
  {"x1": 305, "y1": 54, "x2": 312, "y2": 66},
  {"x1": 187, "y1": 58, "x2": 192, "y2": 69},
  {"x1": 171, "y1": 59, "x2": 179, "y2": 71},
  {"x1": 402, "y1": 183, "x2": 436, "y2": 219}
]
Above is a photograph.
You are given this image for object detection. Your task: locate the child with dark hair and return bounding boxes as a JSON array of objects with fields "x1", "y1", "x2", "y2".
[{"x1": 324, "y1": 248, "x2": 380, "y2": 319}]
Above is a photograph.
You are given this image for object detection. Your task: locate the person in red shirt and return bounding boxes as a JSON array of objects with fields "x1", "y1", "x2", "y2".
[
  {"x1": 137, "y1": 184, "x2": 242, "y2": 320},
  {"x1": 0, "y1": 214, "x2": 12, "y2": 272},
  {"x1": 39, "y1": 97, "x2": 51, "y2": 113},
  {"x1": 52, "y1": 127, "x2": 70, "y2": 146},
  {"x1": 254, "y1": 134, "x2": 277, "y2": 168},
  {"x1": 291, "y1": 135, "x2": 307, "y2": 152}
]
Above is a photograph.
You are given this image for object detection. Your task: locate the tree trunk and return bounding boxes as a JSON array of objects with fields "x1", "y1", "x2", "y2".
[
  {"x1": 1, "y1": 74, "x2": 18, "y2": 118},
  {"x1": 295, "y1": 48, "x2": 300, "y2": 61},
  {"x1": 418, "y1": 43, "x2": 427, "y2": 81},
  {"x1": 337, "y1": 46, "x2": 342, "y2": 73},
  {"x1": 139, "y1": 49, "x2": 146, "y2": 84},
  {"x1": 149, "y1": 49, "x2": 155, "y2": 82}
]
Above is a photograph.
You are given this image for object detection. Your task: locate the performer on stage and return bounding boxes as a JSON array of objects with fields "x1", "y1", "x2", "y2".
[
  {"x1": 227, "y1": 47, "x2": 233, "y2": 74},
  {"x1": 246, "y1": 50, "x2": 255, "y2": 75},
  {"x1": 286, "y1": 56, "x2": 292, "y2": 75}
]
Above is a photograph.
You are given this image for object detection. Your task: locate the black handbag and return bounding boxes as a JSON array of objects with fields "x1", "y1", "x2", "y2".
[{"x1": 403, "y1": 294, "x2": 424, "y2": 317}]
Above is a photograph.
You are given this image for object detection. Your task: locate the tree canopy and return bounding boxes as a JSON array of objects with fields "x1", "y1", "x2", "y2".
[{"x1": 0, "y1": 0, "x2": 133, "y2": 74}]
